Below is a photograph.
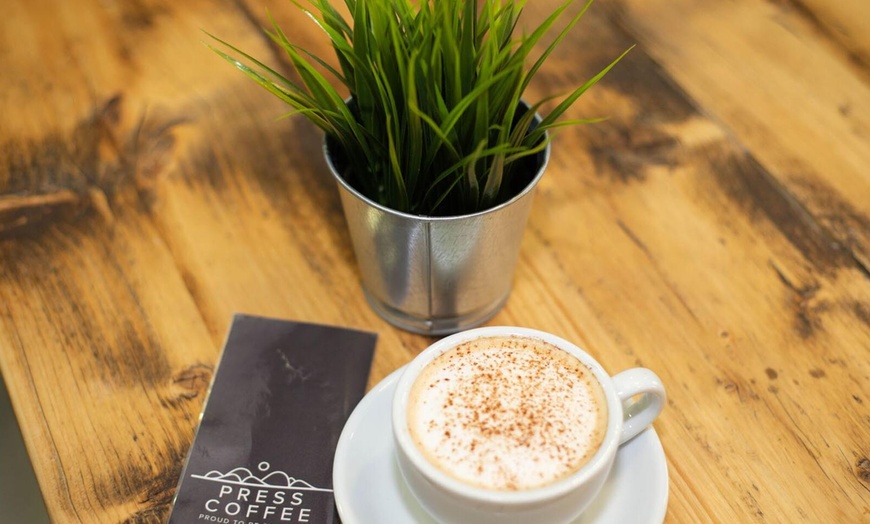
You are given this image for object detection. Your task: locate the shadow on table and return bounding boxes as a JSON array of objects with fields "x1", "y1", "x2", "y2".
[{"x1": 0, "y1": 373, "x2": 50, "y2": 523}]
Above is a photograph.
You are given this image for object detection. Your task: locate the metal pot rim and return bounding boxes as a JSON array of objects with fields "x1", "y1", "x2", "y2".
[{"x1": 322, "y1": 103, "x2": 551, "y2": 222}]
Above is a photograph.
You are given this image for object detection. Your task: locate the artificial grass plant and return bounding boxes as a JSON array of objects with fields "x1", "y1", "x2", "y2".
[{"x1": 208, "y1": 0, "x2": 630, "y2": 216}]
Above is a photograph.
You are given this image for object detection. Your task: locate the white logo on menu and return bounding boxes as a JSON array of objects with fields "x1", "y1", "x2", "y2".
[
  {"x1": 192, "y1": 462, "x2": 329, "y2": 523},
  {"x1": 192, "y1": 461, "x2": 332, "y2": 492}
]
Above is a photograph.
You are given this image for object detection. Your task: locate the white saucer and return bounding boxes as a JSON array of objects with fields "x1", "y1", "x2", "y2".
[{"x1": 334, "y1": 367, "x2": 669, "y2": 523}]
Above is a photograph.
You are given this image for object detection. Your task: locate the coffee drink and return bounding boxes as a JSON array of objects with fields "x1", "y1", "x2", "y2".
[{"x1": 407, "y1": 335, "x2": 608, "y2": 491}]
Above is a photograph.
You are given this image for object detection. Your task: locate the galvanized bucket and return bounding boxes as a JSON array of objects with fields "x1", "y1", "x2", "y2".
[{"x1": 323, "y1": 117, "x2": 549, "y2": 335}]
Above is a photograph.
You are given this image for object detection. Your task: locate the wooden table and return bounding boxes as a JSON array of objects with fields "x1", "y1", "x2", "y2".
[{"x1": 1, "y1": 0, "x2": 868, "y2": 522}]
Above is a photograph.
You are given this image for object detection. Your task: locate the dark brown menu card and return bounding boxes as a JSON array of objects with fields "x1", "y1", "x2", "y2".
[{"x1": 169, "y1": 314, "x2": 376, "y2": 524}]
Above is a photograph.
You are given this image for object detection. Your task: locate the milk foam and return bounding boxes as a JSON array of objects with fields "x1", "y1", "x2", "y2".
[{"x1": 407, "y1": 335, "x2": 608, "y2": 491}]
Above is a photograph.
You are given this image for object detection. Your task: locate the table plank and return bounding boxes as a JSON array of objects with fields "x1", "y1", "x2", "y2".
[
  {"x1": 791, "y1": 0, "x2": 870, "y2": 71},
  {"x1": 147, "y1": 79, "x2": 415, "y2": 381},
  {"x1": 613, "y1": 0, "x2": 870, "y2": 270},
  {"x1": 0, "y1": 217, "x2": 217, "y2": 522},
  {"x1": 0, "y1": 1, "x2": 274, "y2": 521}
]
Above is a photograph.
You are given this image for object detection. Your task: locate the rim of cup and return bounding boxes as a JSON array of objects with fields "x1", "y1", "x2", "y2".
[{"x1": 392, "y1": 326, "x2": 624, "y2": 505}]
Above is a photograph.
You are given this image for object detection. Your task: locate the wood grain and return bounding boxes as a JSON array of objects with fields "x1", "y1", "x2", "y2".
[
  {"x1": 613, "y1": 0, "x2": 870, "y2": 270},
  {"x1": 0, "y1": 0, "x2": 868, "y2": 522}
]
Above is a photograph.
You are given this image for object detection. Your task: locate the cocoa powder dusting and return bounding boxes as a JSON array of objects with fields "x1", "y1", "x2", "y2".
[{"x1": 407, "y1": 335, "x2": 608, "y2": 491}]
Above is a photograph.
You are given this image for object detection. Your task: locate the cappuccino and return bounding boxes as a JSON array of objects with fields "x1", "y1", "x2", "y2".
[{"x1": 407, "y1": 335, "x2": 608, "y2": 491}]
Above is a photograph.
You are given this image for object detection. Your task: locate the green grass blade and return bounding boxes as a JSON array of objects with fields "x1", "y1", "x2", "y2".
[{"x1": 531, "y1": 45, "x2": 635, "y2": 143}]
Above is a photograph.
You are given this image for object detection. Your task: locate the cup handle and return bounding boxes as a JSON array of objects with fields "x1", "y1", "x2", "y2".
[{"x1": 611, "y1": 368, "x2": 666, "y2": 445}]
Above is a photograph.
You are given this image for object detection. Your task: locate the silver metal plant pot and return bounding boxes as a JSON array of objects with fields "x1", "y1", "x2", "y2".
[{"x1": 323, "y1": 116, "x2": 550, "y2": 335}]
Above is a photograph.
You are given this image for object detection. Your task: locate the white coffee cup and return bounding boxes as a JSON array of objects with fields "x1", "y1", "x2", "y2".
[{"x1": 392, "y1": 326, "x2": 665, "y2": 524}]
